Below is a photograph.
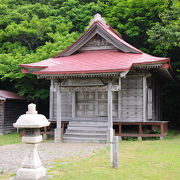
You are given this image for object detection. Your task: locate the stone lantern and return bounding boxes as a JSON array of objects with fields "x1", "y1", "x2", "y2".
[{"x1": 13, "y1": 103, "x2": 50, "y2": 180}]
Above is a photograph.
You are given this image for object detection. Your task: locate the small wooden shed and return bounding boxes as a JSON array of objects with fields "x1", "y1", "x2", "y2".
[
  {"x1": 21, "y1": 14, "x2": 174, "y2": 142},
  {"x1": 0, "y1": 90, "x2": 27, "y2": 134}
]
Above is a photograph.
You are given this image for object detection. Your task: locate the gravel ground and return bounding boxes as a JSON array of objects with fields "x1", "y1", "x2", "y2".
[{"x1": 0, "y1": 142, "x2": 107, "y2": 174}]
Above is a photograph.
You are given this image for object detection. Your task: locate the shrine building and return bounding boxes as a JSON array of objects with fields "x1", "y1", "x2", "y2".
[{"x1": 20, "y1": 14, "x2": 174, "y2": 143}]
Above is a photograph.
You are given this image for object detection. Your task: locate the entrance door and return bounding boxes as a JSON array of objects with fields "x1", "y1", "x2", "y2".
[
  {"x1": 76, "y1": 92, "x2": 95, "y2": 117},
  {"x1": 76, "y1": 91, "x2": 118, "y2": 118}
]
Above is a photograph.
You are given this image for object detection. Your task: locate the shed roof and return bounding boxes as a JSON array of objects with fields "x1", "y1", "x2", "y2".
[
  {"x1": 21, "y1": 14, "x2": 171, "y2": 76},
  {"x1": 0, "y1": 90, "x2": 26, "y2": 100}
]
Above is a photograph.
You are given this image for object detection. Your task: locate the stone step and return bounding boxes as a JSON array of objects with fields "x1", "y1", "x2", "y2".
[
  {"x1": 67, "y1": 126, "x2": 108, "y2": 130},
  {"x1": 68, "y1": 124, "x2": 108, "y2": 128},
  {"x1": 71, "y1": 118, "x2": 107, "y2": 122},
  {"x1": 63, "y1": 137, "x2": 107, "y2": 143},
  {"x1": 66, "y1": 129, "x2": 107, "y2": 134},
  {"x1": 70, "y1": 121, "x2": 107, "y2": 124},
  {"x1": 64, "y1": 118, "x2": 108, "y2": 143},
  {"x1": 64, "y1": 133, "x2": 107, "y2": 138},
  {"x1": 69, "y1": 121, "x2": 108, "y2": 125}
]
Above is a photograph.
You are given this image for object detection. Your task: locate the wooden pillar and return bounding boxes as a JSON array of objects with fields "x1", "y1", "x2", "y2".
[
  {"x1": 112, "y1": 136, "x2": 119, "y2": 168},
  {"x1": 56, "y1": 84, "x2": 61, "y2": 129},
  {"x1": 108, "y1": 83, "x2": 113, "y2": 166},
  {"x1": 95, "y1": 91, "x2": 98, "y2": 117},
  {"x1": 147, "y1": 87, "x2": 152, "y2": 120},
  {"x1": 62, "y1": 122, "x2": 64, "y2": 134},
  {"x1": 138, "y1": 124, "x2": 142, "y2": 141},
  {"x1": 72, "y1": 91, "x2": 76, "y2": 118},
  {"x1": 49, "y1": 80, "x2": 54, "y2": 120},
  {"x1": 54, "y1": 82, "x2": 62, "y2": 143},
  {"x1": 108, "y1": 83, "x2": 113, "y2": 129},
  {"x1": 160, "y1": 123, "x2": 164, "y2": 140},
  {"x1": 118, "y1": 77, "x2": 121, "y2": 120},
  {"x1": 143, "y1": 76, "x2": 147, "y2": 122},
  {"x1": 119, "y1": 123, "x2": 122, "y2": 136}
]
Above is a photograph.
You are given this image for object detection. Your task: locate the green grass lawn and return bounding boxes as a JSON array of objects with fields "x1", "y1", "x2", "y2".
[
  {"x1": 48, "y1": 132, "x2": 180, "y2": 180},
  {"x1": 1, "y1": 131, "x2": 180, "y2": 180},
  {"x1": 0, "y1": 132, "x2": 21, "y2": 146}
]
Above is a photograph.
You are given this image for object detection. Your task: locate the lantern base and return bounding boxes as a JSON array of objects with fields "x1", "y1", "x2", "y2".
[{"x1": 16, "y1": 166, "x2": 46, "y2": 180}]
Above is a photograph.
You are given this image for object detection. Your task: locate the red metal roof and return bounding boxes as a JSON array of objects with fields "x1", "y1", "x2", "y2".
[
  {"x1": 20, "y1": 14, "x2": 170, "y2": 75},
  {"x1": 0, "y1": 90, "x2": 26, "y2": 100},
  {"x1": 21, "y1": 50, "x2": 170, "y2": 75}
]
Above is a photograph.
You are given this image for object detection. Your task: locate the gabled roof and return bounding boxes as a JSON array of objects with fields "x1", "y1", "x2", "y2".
[
  {"x1": 54, "y1": 16, "x2": 142, "y2": 57},
  {"x1": 21, "y1": 14, "x2": 171, "y2": 77},
  {"x1": 0, "y1": 90, "x2": 26, "y2": 100}
]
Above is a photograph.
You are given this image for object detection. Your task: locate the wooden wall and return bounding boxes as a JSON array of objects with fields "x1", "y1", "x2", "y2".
[
  {"x1": 51, "y1": 91, "x2": 72, "y2": 121},
  {"x1": 50, "y1": 74, "x2": 158, "y2": 122},
  {"x1": 3, "y1": 100, "x2": 27, "y2": 133},
  {"x1": 62, "y1": 92, "x2": 72, "y2": 118},
  {"x1": 121, "y1": 76, "x2": 143, "y2": 122},
  {"x1": 0, "y1": 101, "x2": 4, "y2": 134}
]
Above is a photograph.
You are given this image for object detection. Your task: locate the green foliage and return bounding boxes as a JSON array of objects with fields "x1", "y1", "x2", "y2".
[
  {"x1": 105, "y1": 0, "x2": 166, "y2": 51},
  {"x1": 0, "y1": 0, "x2": 179, "y2": 123},
  {"x1": 147, "y1": 1, "x2": 180, "y2": 73},
  {"x1": 0, "y1": 0, "x2": 106, "y2": 101}
]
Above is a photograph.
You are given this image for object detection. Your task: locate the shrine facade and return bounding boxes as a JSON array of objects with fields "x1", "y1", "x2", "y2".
[{"x1": 21, "y1": 14, "x2": 173, "y2": 142}]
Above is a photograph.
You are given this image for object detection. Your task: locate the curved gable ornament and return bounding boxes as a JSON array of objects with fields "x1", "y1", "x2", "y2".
[{"x1": 89, "y1": 13, "x2": 109, "y2": 28}]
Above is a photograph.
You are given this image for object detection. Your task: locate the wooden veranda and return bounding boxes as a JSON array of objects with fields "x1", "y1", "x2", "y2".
[{"x1": 42, "y1": 121, "x2": 169, "y2": 140}]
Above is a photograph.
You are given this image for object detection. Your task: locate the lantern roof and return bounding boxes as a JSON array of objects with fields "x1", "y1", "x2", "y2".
[{"x1": 13, "y1": 104, "x2": 50, "y2": 128}]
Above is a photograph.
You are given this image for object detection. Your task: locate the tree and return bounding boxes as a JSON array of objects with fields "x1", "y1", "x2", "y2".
[
  {"x1": 105, "y1": 0, "x2": 166, "y2": 52},
  {"x1": 0, "y1": 0, "x2": 179, "y2": 124},
  {"x1": 147, "y1": 1, "x2": 180, "y2": 75}
]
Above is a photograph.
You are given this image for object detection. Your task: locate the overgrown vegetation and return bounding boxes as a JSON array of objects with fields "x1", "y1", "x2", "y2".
[{"x1": 0, "y1": 0, "x2": 179, "y2": 123}]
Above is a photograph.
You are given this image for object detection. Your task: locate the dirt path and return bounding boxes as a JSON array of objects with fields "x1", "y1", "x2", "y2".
[{"x1": 0, "y1": 142, "x2": 107, "y2": 174}]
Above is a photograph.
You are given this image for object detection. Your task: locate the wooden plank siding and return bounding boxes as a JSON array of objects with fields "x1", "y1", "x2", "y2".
[
  {"x1": 3, "y1": 100, "x2": 27, "y2": 133},
  {"x1": 61, "y1": 92, "x2": 72, "y2": 118},
  {"x1": 50, "y1": 75, "x2": 151, "y2": 123},
  {"x1": 0, "y1": 102, "x2": 4, "y2": 134},
  {"x1": 121, "y1": 76, "x2": 143, "y2": 122}
]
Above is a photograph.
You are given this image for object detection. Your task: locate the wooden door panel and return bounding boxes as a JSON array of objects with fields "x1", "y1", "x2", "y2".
[
  {"x1": 86, "y1": 103, "x2": 95, "y2": 117},
  {"x1": 76, "y1": 103, "x2": 86, "y2": 117},
  {"x1": 76, "y1": 92, "x2": 95, "y2": 117}
]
